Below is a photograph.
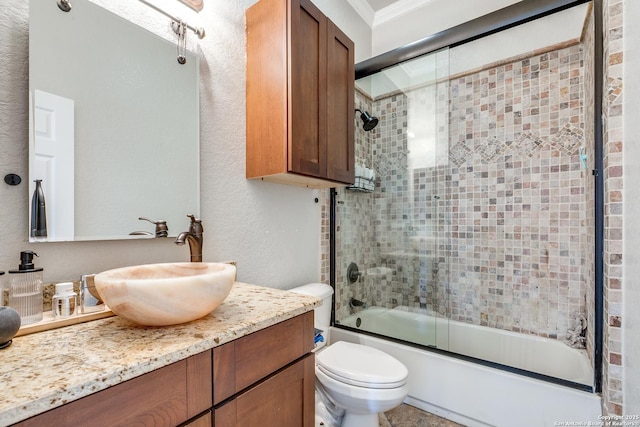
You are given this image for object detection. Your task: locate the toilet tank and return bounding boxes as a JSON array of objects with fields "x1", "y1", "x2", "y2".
[{"x1": 289, "y1": 283, "x2": 333, "y2": 330}]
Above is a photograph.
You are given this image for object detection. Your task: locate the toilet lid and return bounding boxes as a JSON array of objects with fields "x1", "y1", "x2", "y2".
[{"x1": 316, "y1": 341, "x2": 408, "y2": 389}]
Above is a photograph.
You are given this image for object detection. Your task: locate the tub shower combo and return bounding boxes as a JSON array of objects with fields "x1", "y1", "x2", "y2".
[{"x1": 332, "y1": 1, "x2": 602, "y2": 425}]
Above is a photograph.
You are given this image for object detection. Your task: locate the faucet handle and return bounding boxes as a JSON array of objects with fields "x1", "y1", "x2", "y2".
[
  {"x1": 186, "y1": 214, "x2": 202, "y2": 223},
  {"x1": 186, "y1": 214, "x2": 203, "y2": 233},
  {"x1": 138, "y1": 217, "x2": 169, "y2": 238}
]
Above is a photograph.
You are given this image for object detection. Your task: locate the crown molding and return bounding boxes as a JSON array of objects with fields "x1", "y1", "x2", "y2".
[
  {"x1": 374, "y1": 0, "x2": 436, "y2": 26},
  {"x1": 346, "y1": 0, "x2": 376, "y2": 27}
]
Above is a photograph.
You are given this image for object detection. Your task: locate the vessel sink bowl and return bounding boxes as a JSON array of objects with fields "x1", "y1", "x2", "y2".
[{"x1": 94, "y1": 262, "x2": 236, "y2": 326}]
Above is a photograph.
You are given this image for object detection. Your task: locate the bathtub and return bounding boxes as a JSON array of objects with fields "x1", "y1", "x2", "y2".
[
  {"x1": 338, "y1": 307, "x2": 592, "y2": 385},
  {"x1": 334, "y1": 307, "x2": 601, "y2": 427}
]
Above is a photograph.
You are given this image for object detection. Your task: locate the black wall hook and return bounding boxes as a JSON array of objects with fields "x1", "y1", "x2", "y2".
[{"x1": 4, "y1": 174, "x2": 21, "y2": 186}]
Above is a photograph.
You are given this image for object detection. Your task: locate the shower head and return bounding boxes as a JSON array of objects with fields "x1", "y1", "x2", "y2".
[{"x1": 355, "y1": 109, "x2": 379, "y2": 131}]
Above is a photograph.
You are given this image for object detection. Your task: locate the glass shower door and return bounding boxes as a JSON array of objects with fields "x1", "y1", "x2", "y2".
[{"x1": 334, "y1": 47, "x2": 451, "y2": 350}]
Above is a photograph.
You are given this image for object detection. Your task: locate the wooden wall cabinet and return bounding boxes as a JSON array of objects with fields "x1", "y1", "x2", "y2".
[
  {"x1": 12, "y1": 312, "x2": 315, "y2": 427},
  {"x1": 246, "y1": 0, "x2": 355, "y2": 188}
]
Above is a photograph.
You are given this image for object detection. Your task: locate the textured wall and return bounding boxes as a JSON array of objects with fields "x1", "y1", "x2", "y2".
[{"x1": 0, "y1": 0, "x2": 367, "y2": 289}]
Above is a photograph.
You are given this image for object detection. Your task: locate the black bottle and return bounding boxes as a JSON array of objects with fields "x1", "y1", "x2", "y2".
[{"x1": 31, "y1": 179, "x2": 47, "y2": 238}]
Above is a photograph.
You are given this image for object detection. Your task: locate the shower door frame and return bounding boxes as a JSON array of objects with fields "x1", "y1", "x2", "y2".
[{"x1": 331, "y1": 0, "x2": 604, "y2": 394}]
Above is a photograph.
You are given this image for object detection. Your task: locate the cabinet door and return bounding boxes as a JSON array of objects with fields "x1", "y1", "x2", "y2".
[
  {"x1": 213, "y1": 312, "x2": 314, "y2": 405},
  {"x1": 13, "y1": 351, "x2": 211, "y2": 427},
  {"x1": 16, "y1": 361, "x2": 187, "y2": 427},
  {"x1": 214, "y1": 354, "x2": 315, "y2": 427},
  {"x1": 246, "y1": 0, "x2": 289, "y2": 179},
  {"x1": 326, "y1": 21, "x2": 355, "y2": 184},
  {"x1": 289, "y1": 0, "x2": 327, "y2": 178}
]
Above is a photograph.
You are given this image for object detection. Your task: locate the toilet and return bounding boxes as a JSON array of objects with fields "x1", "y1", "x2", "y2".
[{"x1": 290, "y1": 284, "x2": 409, "y2": 427}]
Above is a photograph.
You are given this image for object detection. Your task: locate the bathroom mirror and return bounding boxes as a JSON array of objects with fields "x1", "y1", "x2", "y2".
[{"x1": 28, "y1": 0, "x2": 200, "y2": 242}]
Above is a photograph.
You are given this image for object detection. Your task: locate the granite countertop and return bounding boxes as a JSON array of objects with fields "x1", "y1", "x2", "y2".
[{"x1": 0, "y1": 282, "x2": 320, "y2": 426}]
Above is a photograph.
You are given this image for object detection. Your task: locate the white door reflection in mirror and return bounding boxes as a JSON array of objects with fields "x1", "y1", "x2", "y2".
[{"x1": 32, "y1": 90, "x2": 75, "y2": 242}]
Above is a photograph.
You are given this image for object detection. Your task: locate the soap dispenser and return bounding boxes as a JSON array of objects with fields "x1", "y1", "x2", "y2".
[{"x1": 8, "y1": 251, "x2": 44, "y2": 325}]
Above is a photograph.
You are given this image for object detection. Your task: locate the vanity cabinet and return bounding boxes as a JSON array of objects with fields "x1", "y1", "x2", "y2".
[
  {"x1": 11, "y1": 312, "x2": 314, "y2": 427},
  {"x1": 246, "y1": 0, "x2": 355, "y2": 188}
]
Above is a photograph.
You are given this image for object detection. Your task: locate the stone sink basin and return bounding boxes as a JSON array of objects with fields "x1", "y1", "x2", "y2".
[{"x1": 94, "y1": 262, "x2": 236, "y2": 326}]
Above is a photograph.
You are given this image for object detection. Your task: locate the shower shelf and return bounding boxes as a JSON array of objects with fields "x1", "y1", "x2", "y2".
[
  {"x1": 346, "y1": 186, "x2": 373, "y2": 193},
  {"x1": 381, "y1": 250, "x2": 436, "y2": 260},
  {"x1": 346, "y1": 176, "x2": 374, "y2": 192}
]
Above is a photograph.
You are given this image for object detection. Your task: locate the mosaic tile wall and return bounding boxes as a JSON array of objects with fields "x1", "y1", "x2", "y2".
[
  {"x1": 319, "y1": 187, "x2": 330, "y2": 285},
  {"x1": 321, "y1": 90, "x2": 376, "y2": 299},
  {"x1": 334, "y1": 89, "x2": 376, "y2": 320},
  {"x1": 370, "y1": 81, "x2": 451, "y2": 316},
  {"x1": 602, "y1": 0, "x2": 624, "y2": 415},
  {"x1": 336, "y1": 41, "x2": 595, "y2": 347},
  {"x1": 444, "y1": 43, "x2": 590, "y2": 339}
]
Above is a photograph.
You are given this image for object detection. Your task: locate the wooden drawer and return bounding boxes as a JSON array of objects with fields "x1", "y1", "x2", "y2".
[
  {"x1": 213, "y1": 311, "x2": 314, "y2": 404},
  {"x1": 214, "y1": 353, "x2": 315, "y2": 427},
  {"x1": 14, "y1": 350, "x2": 212, "y2": 427}
]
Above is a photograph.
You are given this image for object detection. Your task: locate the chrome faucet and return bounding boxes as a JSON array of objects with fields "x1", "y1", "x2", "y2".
[{"x1": 175, "y1": 214, "x2": 203, "y2": 262}]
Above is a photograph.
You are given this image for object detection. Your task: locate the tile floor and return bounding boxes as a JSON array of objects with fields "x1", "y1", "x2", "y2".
[{"x1": 379, "y1": 404, "x2": 465, "y2": 427}]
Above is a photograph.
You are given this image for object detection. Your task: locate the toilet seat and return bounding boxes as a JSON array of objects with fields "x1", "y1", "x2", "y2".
[{"x1": 316, "y1": 341, "x2": 408, "y2": 389}]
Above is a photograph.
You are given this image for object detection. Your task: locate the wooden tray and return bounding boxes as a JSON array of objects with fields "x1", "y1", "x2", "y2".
[{"x1": 15, "y1": 308, "x2": 114, "y2": 337}]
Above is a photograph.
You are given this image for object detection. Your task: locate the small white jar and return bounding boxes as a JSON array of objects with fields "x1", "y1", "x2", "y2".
[{"x1": 52, "y1": 282, "x2": 78, "y2": 319}]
